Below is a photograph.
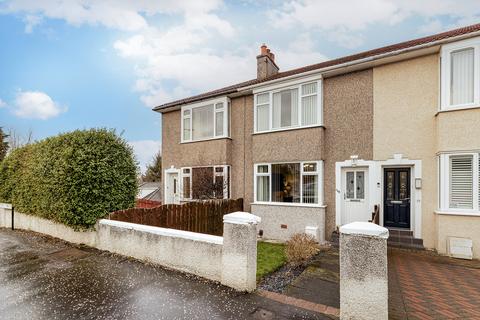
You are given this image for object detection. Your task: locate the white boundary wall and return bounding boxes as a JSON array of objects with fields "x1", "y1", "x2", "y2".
[{"x1": 0, "y1": 204, "x2": 260, "y2": 291}]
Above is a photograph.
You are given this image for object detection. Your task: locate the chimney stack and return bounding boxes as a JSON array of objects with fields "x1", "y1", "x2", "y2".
[{"x1": 257, "y1": 44, "x2": 279, "y2": 80}]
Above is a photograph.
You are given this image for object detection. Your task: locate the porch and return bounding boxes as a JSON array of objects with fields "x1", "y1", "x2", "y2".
[{"x1": 335, "y1": 154, "x2": 424, "y2": 248}]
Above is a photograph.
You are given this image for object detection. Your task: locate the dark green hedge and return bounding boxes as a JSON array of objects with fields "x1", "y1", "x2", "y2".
[{"x1": 0, "y1": 129, "x2": 138, "y2": 229}]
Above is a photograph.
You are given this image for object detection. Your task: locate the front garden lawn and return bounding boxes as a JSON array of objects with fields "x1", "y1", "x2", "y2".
[{"x1": 257, "y1": 242, "x2": 286, "y2": 281}]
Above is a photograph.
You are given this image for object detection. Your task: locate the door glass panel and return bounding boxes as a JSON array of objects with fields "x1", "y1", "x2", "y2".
[
  {"x1": 356, "y1": 171, "x2": 364, "y2": 199},
  {"x1": 173, "y1": 178, "x2": 177, "y2": 194},
  {"x1": 399, "y1": 171, "x2": 408, "y2": 200},
  {"x1": 346, "y1": 171, "x2": 354, "y2": 199},
  {"x1": 386, "y1": 171, "x2": 394, "y2": 200}
]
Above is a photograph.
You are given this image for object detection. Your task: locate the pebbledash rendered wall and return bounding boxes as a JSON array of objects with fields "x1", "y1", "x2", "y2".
[
  {"x1": 252, "y1": 204, "x2": 326, "y2": 242},
  {"x1": 0, "y1": 205, "x2": 259, "y2": 292}
]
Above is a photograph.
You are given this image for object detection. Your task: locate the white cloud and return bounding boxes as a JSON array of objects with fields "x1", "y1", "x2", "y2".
[
  {"x1": 23, "y1": 14, "x2": 43, "y2": 33},
  {"x1": 276, "y1": 33, "x2": 328, "y2": 70},
  {"x1": 0, "y1": 98, "x2": 6, "y2": 108},
  {"x1": 13, "y1": 90, "x2": 66, "y2": 120},
  {"x1": 268, "y1": 0, "x2": 480, "y2": 48},
  {"x1": 1, "y1": 0, "x2": 226, "y2": 32},
  {"x1": 128, "y1": 140, "x2": 161, "y2": 173}
]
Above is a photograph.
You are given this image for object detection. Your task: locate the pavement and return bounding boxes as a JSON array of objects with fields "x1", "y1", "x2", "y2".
[
  {"x1": 283, "y1": 249, "x2": 340, "y2": 310},
  {"x1": 0, "y1": 228, "x2": 331, "y2": 320}
]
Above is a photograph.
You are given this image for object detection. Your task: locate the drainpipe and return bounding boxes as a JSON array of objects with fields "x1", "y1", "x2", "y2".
[{"x1": 11, "y1": 206, "x2": 14, "y2": 230}]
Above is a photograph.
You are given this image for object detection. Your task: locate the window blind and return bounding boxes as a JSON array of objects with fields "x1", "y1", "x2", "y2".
[
  {"x1": 192, "y1": 104, "x2": 214, "y2": 140},
  {"x1": 449, "y1": 155, "x2": 473, "y2": 209},
  {"x1": 302, "y1": 83, "x2": 317, "y2": 126},
  {"x1": 450, "y1": 48, "x2": 474, "y2": 105}
]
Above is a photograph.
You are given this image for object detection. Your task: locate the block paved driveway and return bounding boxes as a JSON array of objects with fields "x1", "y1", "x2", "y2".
[
  {"x1": 0, "y1": 228, "x2": 331, "y2": 320},
  {"x1": 389, "y1": 248, "x2": 480, "y2": 319}
]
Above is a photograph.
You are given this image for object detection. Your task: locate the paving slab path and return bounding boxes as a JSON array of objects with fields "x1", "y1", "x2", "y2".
[
  {"x1": 0, "y1": 228, "x2": 331, "y2": 320},
  {"x1": 388, "y1": 248, "x2": 480, "y2": 320}
]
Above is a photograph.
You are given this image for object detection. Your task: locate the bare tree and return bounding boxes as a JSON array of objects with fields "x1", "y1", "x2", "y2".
[
  {"x1": 7, "y1": 128, "x2": 34, "y2": 151},
  {"x1": 0, "y1": 127, "x2": 9, "y2": 161},
  {"x1": 143, "y1": 151, "x2": 162, "y2": 182},
  {"x1": 190, "y1": 166, "x2": 230, "y2": 200}
]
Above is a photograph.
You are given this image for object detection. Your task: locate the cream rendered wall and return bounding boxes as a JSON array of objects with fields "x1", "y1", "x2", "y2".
[
  {"x1": 436, "y1": 108, "x2": 480, "y2": 152},
  {"x1": 436, "y1": 107, "x2": 480, "y2": 258},
  {"x1": 373, "y1": 54, "x2": 439, "y2": 250}
]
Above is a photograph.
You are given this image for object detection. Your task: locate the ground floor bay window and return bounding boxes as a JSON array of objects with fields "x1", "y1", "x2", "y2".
[
  {"x1": 254, "y1": 161, "x2": 323, "y2": 205},
  {"x1": 439, "y1": 152, "x2": 480, "y2": 213},
  {"x1": 181, "y1": 165, "x2": 230, "y2": 200}
]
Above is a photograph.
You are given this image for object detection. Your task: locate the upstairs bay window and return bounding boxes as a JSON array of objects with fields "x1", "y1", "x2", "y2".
[
  {"x1": 254, "y1": 161, "x2": 323, "y2": 205},
  {"x1": 441, "y1": 38, "x2": 480, "y2": 110},
  {"x1": 439, "y1": 153, "x2": 480, "y2": 213},
  {"x1": 182, "y1": 98, "x2": 229, "y2": 142},
  {"x1": 254, "y1": 80, "x2": 322, "y2": 133}
]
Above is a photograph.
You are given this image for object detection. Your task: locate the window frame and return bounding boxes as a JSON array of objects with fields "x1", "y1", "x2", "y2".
[
  {"x1": 440, "y1": 37, "x2": 480, "y2": 111},
  {"x1": 181, "y1": 97, "x2": 230, "y2": 143},
  {"x1": 439, "y1": 152, "x2": 480, "y2": 214},
  {"x1": 181, "y1": 167, "x2": 192, "y2": 200},
  {"x1": 253, "y1": 160, "x2": 324, "y2": 207},
  {"x1": 180, "y1": 165, "x2": 231, "y2": 200},
  {"x1": 253, "y1": 79, "x2": 323, "y2": 134}
]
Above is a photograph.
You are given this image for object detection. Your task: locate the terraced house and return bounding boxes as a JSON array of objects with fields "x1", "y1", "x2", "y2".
[{"x1": 154, "y1": 23, "x2": 480, "y2": 259}]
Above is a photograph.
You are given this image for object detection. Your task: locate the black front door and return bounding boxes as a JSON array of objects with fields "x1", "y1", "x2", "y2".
[{"x1": 384, "y1": 168, "x2": 410, "y2": 228}]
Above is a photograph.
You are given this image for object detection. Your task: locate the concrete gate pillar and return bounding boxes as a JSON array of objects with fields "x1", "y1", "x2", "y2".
[
  {"x1": 221, "y1": 212, "x2": 260, "y2": 292},
  {"x1": 339, "y1": 222, "x2": 389, "y2": 320}
]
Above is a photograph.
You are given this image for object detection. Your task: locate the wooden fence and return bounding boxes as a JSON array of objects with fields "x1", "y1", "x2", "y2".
[{"x1": 109, "y1": 198, "x2": 243, "y2": 236}]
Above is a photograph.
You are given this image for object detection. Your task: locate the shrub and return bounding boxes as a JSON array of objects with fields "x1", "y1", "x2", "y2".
[
  {"x1": 285, "y1": 233, "x2": 320, "y2": 266},
  {"x1": 0, "y1": 129, "x2": 138, "y2": 229}
]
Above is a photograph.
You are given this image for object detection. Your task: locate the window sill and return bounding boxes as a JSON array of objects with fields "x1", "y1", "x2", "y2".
[
  {"x1": 435, "y1": 210, "x2": 480, "y2": 217},
  {"x1": 253, "y1": 124, "x2": 324, "y2": 135},
  {"x1": 436, "y1": 104, "x2": 480, "y2": 115},
  {"x1": 180, "y1": 136, "x2": 231, "y2": 144},
  {"x1": 252, "y1": 202, "x2": 327, "y2": 208}
]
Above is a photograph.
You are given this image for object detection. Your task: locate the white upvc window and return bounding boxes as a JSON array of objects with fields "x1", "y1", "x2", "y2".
[
  {"x1": 180, "y1": 165, "x2": 230, "y2": 200},
  {"x1": 254, "y1": 161, "x2": 324, "y2": 206},
  {"x1": 439, "y1": 152, "x2": 480, "y2": 213},
  {"x1": 440, "y1": 37, "x2": 480, "y2": 111},
  {"x1": 181, "y1": 97, "x2": 229, "y2": 142},
  {"x1": 254, "y1": 79, "x2": 322, "y2": 133},
  {"x1": 182, "y1": 167, "x2": 192, "y2": 200}
]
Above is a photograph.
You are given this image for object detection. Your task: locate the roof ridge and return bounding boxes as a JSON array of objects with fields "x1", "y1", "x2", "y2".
[{"x1": 154, "y1": 22, "x2": 480, "y2": 111}]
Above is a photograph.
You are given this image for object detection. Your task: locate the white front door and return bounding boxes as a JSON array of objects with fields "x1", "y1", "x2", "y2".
[
  {"x1": 341, "y1": 167, "x2": 369, "y2": 225},
  {"x1": 165, "y1": 171, "x2": 180, "y2": 204}
]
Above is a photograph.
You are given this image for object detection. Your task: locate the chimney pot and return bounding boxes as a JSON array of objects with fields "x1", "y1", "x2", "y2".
[{"x1": 260, "y1": 44, "x2": 268, "y2": 56}]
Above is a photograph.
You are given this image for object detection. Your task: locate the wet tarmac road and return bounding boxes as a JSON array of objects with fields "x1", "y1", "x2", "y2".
[{"x1": 0, "y1": 228, "x2": 329, "y2": 320}]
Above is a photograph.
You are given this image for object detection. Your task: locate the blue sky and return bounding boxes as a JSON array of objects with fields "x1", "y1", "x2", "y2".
[{"x1": 0, "y1": 0, "x2": 479, "y2": 171}]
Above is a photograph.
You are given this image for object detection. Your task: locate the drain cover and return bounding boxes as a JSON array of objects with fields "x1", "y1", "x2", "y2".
[{"x1": 251, "y1": 307, "x2": 275, "y2": 320}]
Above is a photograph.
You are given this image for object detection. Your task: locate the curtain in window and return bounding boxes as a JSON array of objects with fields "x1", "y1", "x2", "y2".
[
  {"x1": 215, "y1": 111, "x2": 224, "y2": 136},
  {"x1": 192, "y1": 105, "x2": 214, "y2": 140},
  {"x1": 257, "y1": 176, "x2": 270, "y2": 201},
  {"x1": 183, "y1": 118, "x2": 190, "y2": 141},
  {"x1": 450, "y1": 155, "x2": 473, "y2": 209},
  {"x1": 273, "y1": 89, "x2": 298, "y2": 128},
  {"x1": 450, "y1": 48, "x2": 474, "y2": 105},
  {"x1": 289, "y1": 89, "x2": 299, "y2": 127},
  {"x1": 257, "y1": 104, "x2": 269, "y2": 131},
  {"x1": 271, "y1": 163, "x2": 300, "y2": 202},
  {"x1": 302, "y1": 175, "x2": 318, "y2": 204},
  {"x1": 273, "y1": 92, "x2": 282, "y2": 128},
  {"x1": 302, "y1": 95, "x2": 317, "y2": 126}
]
